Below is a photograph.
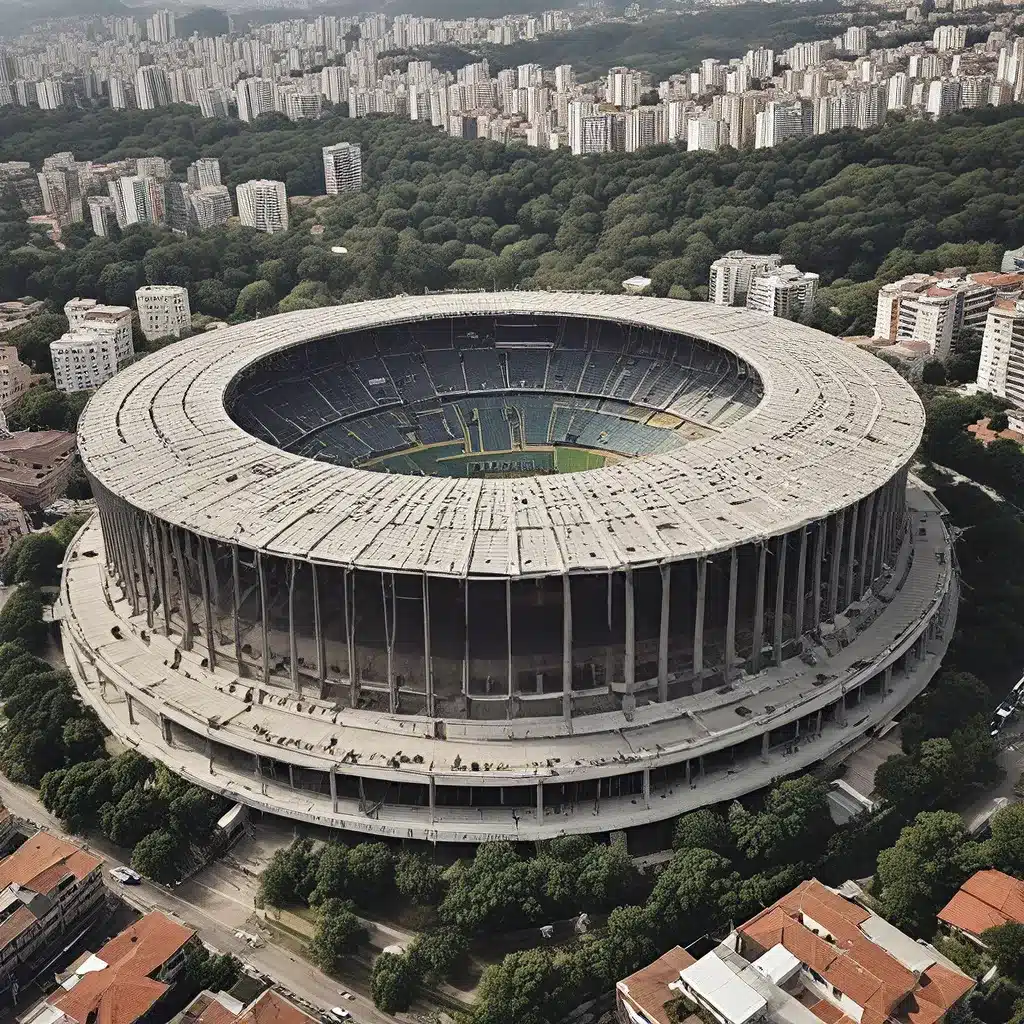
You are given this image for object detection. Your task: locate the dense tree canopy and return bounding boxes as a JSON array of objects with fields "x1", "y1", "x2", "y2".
[{"x1": 1, "y1": 105, "x2": 1023, "y2": 342}]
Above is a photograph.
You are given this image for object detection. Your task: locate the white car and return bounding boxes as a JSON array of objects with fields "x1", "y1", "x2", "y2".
[
  {"x1": 110, "y1": 866, "x2": 141, "y2": 885},
  {"x1": 327, "y1": 1008, "x2": 351, "y2": 1022}
]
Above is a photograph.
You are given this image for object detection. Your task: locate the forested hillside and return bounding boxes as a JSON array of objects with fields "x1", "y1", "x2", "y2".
[{"x1": 1, "y1": 104, "x2": 1022, "y2": 342}]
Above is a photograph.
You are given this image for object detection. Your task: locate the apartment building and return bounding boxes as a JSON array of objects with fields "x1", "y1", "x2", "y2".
[
  {"x1": 52, "y1": 299, "x2": 134, "y2": 393},
  {"x1": 136, "y1": 285, "x2": 191, "y2": 341},
  {"x1": 0, "y1": 430, "x2": 76, "y2": 507},
  {"x1": 746, "y1": 266, "x2": 819, "y2": 319},
  {"x1": 618, "y1": 879, "x2": 974, "y2": 1024},
  {"x1": 20, "y1": 911, "x2": 198, "y2": 1024},
  {"x1": 708, "y1": 251, "x2": 782, "y2": 306},
  {"x1": 976, "y1": 299, "x2": 1024, "y2": 406},
  {"x1": 876, "y1": 271, "x2": 1024, "y2": 361},
  {"x1": 322, "y1": 142, "x2": 362, "y2": 194},
  {"x1": 0, "y1": 346, "x2": 34, "y2": 410},
  {"x1": 0, "y1": 832, "x2": 104, "y2": 993},
  {"x1": 236, "y1": 179, "x2": 288, "y2": 234}
]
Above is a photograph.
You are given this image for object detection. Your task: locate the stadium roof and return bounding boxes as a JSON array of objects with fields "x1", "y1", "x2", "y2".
[{"x1": 78, "y1": 293, "x2": 924, "y2": 578}]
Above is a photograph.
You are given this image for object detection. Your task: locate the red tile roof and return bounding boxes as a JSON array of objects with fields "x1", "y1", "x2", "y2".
[
  {"x1": 617, "y1": 946, "x2": 696, "y2": 1024},
  {"x1": 0, "y1": 905, "x2": 37, "y2": 948},
  {"x1": 808, "y1": 999, "x2": 857, "y2": 1024},
  {"x1": 236, "y1": 990, "x2": 320, "y2": 1024},
  {"x1": 0, "y1": 831, "x2": 101, "y2": 896},
  {"x1": 938, "y1": 870, "x2": 1024, "y2": 938},
  {"x1": 50, "y1": 911, "x2": 195, "y2": 1024},
  {"x1": 739, "y1": 879, "x2": 973, "y2": 1024}
]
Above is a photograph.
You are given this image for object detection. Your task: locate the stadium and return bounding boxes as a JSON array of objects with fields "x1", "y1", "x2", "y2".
[{"x1": 62, "y1": 293, "x2": 957, "y2": 843}]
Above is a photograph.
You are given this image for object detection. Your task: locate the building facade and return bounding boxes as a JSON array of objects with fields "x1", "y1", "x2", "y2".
[
  {"x1": 136, "y1": 285, "x2": 191, "y2": 342},
  {"x1": 236, "y1": 179, "x2": 288, "y2": 234},
  {"x1": 322, "y1": 142, "x2": 362, "y2": 194}
]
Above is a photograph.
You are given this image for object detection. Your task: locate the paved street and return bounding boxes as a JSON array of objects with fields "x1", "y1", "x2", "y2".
[{"x1": 0, "y1": 777, "x2": 401, "y2": 1024}]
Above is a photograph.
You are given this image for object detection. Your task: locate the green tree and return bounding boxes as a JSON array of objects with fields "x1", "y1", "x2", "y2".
[
  {"x1": 984, "y1": 922, "x2": 1024, "y2": 982},
  {"x1": 2, "y1": 533, "x2": 64, "y2": 586},
  {"x1": 130, "y1": 829, "x2": 184, "y2": 883},
  {"x1": 874, "y1": 811, "x2": 980, "y2": 935},
  {"x1": 0, "y1": 585, "x2": 47, "y2": 650},
  {"x1": 307, "y1": 898, "x2": 365, "y2": 974},
  {"x1": 257, "y1": 837, "x2": 320, "y2": 908},
  {"x1": 411, "y1": 926, "x2": 468, "y2": 981},
  {"x1": 988, "y1": 803, "x2": 1024, "y2": 874},
  {"x1": 234, "y1": 279, "x2": 277, "y2": 318},
  {"x1": 673, "y1": 808, "x2": 732, "y2": 853},
  {"x1": 371, "y1": 951, "x2": 419, "y2": 1014},
  {"x1": 394, "y1": 850, "x2": 446, "y2": 905}
]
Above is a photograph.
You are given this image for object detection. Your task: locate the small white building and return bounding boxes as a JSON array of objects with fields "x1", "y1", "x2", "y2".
[
  {"x1": 622, "y1": 276, "x2": 652, "y2": 295},
  {"x1": 745, "y1": 266, "x2": 819, "y2": 320},
  {"x1": 136, "y1": 285, "x2": 191, "y2": 342},
  {"x1": 236, "y1": 179, "x2": 288, "y2": 234},
  {"x1": 709, "y1": 252, "x2": 782, "y2": 307}
]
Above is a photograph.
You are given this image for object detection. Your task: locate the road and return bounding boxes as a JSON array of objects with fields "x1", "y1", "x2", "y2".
[{"x1": 0, "y1": 777, "x2": 400, "y2": 1024}]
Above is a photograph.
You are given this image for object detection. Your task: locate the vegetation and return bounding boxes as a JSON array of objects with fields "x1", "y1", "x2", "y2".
[
  {"x1": 1, "y1": 104, "x2": 1023, "y2": 338},
  {"x1": 1, "y1": 513, "x2": 89, "y2": 587}
]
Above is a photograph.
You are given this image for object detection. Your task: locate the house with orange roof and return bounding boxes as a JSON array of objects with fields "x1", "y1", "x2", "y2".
[
  {"x1": 616, "y1": 946, "x2": 697, "y2": 1024},
  {"x1": 0, "y1": 831, "x2": 103, "y2": 997},
  {"x1": 19, "y1": 910, "x2": 199, "y2": 1024},
  {"x1": 937, "y1": 869, "x2": 1024, "y2": 945},
  {"x1": 730, "y1": 879, "x2": 974, "y2": 1024},
  {"x1": 177, "y1": 988, "x2": 320, "y2": 1024}
]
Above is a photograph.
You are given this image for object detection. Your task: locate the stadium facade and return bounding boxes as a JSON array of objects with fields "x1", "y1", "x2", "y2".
[{"x1": 62, "y1": 293, "x2": 957, "y2": 842}]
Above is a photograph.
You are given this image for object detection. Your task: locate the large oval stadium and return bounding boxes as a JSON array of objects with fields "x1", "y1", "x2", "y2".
[{"x1": 61, "y1": 293, "x2": 957, "y2": 843}]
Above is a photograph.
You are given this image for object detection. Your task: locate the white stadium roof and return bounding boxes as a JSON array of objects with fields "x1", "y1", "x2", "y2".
[{"x1": 78, "y1": 293, "x2": 924, "y2": 578}]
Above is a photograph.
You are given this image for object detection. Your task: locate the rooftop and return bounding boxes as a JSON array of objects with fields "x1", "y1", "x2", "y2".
[
  {"x1": 938, "y1": 869, "x2": 1024, "y2": 939},
  {"x1": 738, "y1": 880, "x2": 973, "y2": 1024},
  {"x1": 617, "y1": 945, "x2": 696, "y2": 1024},
  {"x1": 50, "y1": 911, "x2": 195, "y2": 1024},
  {"x1": 0, "y1": 831, "x2": 101, "y2": 897},
  {"x1": 78, "y1": 293, "x2": 924, "y2": 578}
]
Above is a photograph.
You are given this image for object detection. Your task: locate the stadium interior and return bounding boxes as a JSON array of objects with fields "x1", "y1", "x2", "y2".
[{"x1": 226, "y1": 314, "x2": 764, "y2": 476}]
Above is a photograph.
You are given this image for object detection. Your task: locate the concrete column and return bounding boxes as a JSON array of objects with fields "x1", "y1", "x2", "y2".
[
  {"x1": 844, "y1": 502, "x2": 859, "y2": 610},
  {"x1": 288, "y1": 764, "x2": 295, "y2": 789},
  {"x1": 752, "y1": 545, "x2": 767, "y2": 672},
  {"x1": 725, "y1": 549, "x2": 738, "y2": 682},
  {"x1": 884, "y1": 664, "x2": 893, "y2": 686},
  {"x1": 170, "y1": 527, "x2": 193, "y2": 649},
  {"x1": 624, "y1": 570, "x2": 636, "y2": 695},
  {"x1": 160, "y1": 713, "x2": 172, "y2": 744},
  {"x1": 816, "y1": 708, "x2": 822, "y2": 734},
  {"x1": 129, "y1": 513, "x2": 152, "y2": 627},
  {"x1": 232, "y1": 546, "x2": 244, "y2": 675},
  {"x1": 693, "y1": 558, "x2": 707, "y2": 690},
  {"x1": 685, "y1": 759, "x2": 690, "y2": 786},
  {"x1": 313, "y1": 564, "x2": 326, "y2": 694},
  {"x1": 207, "y1": 737, "x2": 214, "y2": 774},
  {"x1": 462, "y1": 579, "x2": 470, "y2": 700},
  {"x1": 152, "y1": 520, "x2": 171, "y2": 637},
  {"x1": 858, "y1": 493, "x2": 876, "y2": 598},
  {"x1": 288, "y1": 561, "x2": 299, "y2": 695},
  {"x1": 506, "y1": 578, "x2": 514, "y2": 704},
  {"x1": 429, "y1": 777, "x2": 437, "y2": 820},
  {"x1": 657, "y1": 564, "x2": 670, "y2": 703},
  {"x1": 198, "y1": 537, "x2": 217, "y2": 670},
  {"x1": 423, "y1": 575, "x2": 434, "y2": 717},
  {"x1": 126, "y1": 693, "x2": 136, "y2": 725},
  {"x1": 812, "y1": 521, "x2": 825, "y2": 630},
  {"x1": 562, "y1": 576, "x2": 572, "y2": 721},
  {"x1": 761, "y1": 732, "x2": 769, "y2": 757},
  {"x1": 794, "y1": 526, "x2": 808, "y2": 639},
  {"x1": 827, "y1": 511, "x2": 845, "y2": 620},
  {"x1": 773, "y1": 533, "x2": 787, "y2": 666},
  {"x1": 871, "y1": 484, "x2": 886, "y2": 581},
  {"x1": 536, "y1": 780, "x2": 544, "y2": 818},
  {"x1": 255, "y1": 754, "x2": 261, "y2": 780},
  {"x1": 330, "y1": 766, "x2": 338, "y2": 813},
  {"x1": 345, "y1": 570, "x2": 357, "y2": 706},
  {"x1": 643, "y1": 767, "x2": 651, "y2": 809},
  {"x1": 257, "y1": 553, "x2": 270, "y2": 685},
  {"x1": 385, "y1": 574, "x2": 396, "y2": 714}
]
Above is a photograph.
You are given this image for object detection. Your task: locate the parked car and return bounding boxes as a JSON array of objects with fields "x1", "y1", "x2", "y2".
[
  {"x1": 110, "y1": 866, "x2": 141, "y2": 885},
  {"x1": 327, "y1": 1008, "x2": 351, "y2": 1022}
]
